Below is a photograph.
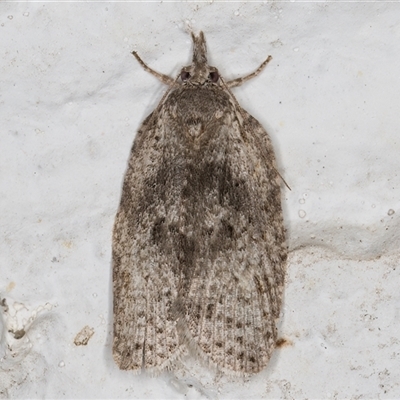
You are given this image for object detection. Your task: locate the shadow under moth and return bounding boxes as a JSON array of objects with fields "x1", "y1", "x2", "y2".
[{"x1": 112, "y1": 31, "x2": 287, "y2": 376}]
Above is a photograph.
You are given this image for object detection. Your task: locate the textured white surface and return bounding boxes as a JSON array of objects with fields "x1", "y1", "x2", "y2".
[{"x1": 1, "y1": 2, "x2": 400, "y2": 398}]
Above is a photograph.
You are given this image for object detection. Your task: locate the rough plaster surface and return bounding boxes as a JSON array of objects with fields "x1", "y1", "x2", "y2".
[{"x1": 1, "y1": 2, "x2": 399, "y2": 399}]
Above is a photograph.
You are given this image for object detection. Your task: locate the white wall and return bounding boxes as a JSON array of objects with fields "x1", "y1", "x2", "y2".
[{"x1": 1, "y1": 2, "x2": 399, "y2": 398}]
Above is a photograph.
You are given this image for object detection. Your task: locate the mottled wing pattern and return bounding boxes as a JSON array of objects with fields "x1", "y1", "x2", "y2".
[
  {"x1": 113, "y1": 30, "x2": 286, "y2": 376},
  {"x1": 113, "y1": 112, "x2": 183, "y2": 372},
  {"x1": 179, "y1": 106, "x2": 287, "y2": 375}
]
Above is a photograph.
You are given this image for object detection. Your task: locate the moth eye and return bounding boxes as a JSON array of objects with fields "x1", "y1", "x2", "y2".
[
  {"x1": 209, "y1": 71, "x2": 219, "y2": 83},
  {"x1": 181, "y1": 71, "x2": 191, "y2": 81}
]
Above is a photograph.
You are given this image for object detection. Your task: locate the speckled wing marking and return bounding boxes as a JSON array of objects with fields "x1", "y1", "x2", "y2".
[
  {"x1": 112, "y1": 31, "x2": 287, "y2": 375},
  {"x1": 113, "y1": 114, "x2": 183, "y2": 371},
  {"x1": 180, "y1": 108, "x2": 287, "y2": 375}
]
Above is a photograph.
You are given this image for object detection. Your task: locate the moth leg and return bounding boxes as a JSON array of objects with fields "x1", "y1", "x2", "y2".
[
  {"x1": 132, "y1": 51, "x2": 175, "y2": 86},
  {"x1": 226, "y1": 55, "x2": 272, "y2": 88}
]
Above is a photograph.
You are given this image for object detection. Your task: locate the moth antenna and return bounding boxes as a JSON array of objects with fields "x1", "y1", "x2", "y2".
[
  {"x1": 275, "y1": 168, "x2": 291, "y2": 191},
  {"x1": 227, "y1": 55, "x2": 272, "y2": 88},
  {"x1": 132, "y1": 51, "x2": 175, "y2": 86}
]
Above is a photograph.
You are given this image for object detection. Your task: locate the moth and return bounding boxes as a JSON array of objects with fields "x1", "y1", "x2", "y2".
[{"x1": 112, "y1": 31, "x2": 287, "y2": 375}]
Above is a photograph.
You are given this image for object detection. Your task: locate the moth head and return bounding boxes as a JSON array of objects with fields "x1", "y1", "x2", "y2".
[
  {"x1": 180, "y1": 66, "x2": 220, "y2": 85},
  {"x1": 179, "y1": 32, "x2": 220, "y2": 86}
]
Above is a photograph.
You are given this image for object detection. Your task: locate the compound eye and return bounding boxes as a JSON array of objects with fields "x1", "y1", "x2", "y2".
[
  {"x1": 181, "y1": 71, "x2": 191, "y2": 81},
  {"x1": 208, "y1": 71, "x2": 219, "y2": 83}
]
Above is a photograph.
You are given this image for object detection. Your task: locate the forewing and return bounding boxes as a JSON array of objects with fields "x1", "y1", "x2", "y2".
[
  {"x1": 181, "y1": 110, "x2": 287, "y2": 375},
  {"x1": 112, "y1": 112, "x2": 182, "y2": 372}
]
